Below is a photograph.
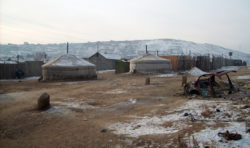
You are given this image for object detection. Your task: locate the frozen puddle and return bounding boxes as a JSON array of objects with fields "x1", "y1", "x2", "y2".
[{"x1": 108, "y1": 99, "x2": 248, "y2": 138}]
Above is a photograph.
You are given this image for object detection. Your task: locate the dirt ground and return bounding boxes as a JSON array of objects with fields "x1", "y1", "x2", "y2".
[{"x1": 0, "y1": 67, "x2": 249, "y2": 148}]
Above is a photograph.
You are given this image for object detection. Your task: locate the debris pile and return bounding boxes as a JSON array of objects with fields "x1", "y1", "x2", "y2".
[{"x1": 218, "y1": 130, "x2": 242, "y2": 140}]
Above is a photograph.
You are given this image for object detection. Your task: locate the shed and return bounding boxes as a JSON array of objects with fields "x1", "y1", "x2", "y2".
[
  {"x1": 130, "y1": 54, "x2": 172, "y2": 74},
  {"x1": 88, "y1": 52, "x2": 121, "y2": 70},
  {"x1": 42, "y1": 54, "x2": 96, "y2": 81}
]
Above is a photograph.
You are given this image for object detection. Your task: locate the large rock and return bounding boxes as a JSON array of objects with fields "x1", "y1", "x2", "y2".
[{"x1": 38, "y1": 93, "x2": 50, "y2": 110}]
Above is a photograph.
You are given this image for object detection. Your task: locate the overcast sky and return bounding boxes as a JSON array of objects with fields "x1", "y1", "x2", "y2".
[{"x1": 0, "y1": 0, "x2": 250, "y2": 53}]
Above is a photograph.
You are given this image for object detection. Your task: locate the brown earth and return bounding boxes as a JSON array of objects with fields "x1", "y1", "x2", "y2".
[{"x1": 0, "y1": 67, "x2": 249, "y2": 148}]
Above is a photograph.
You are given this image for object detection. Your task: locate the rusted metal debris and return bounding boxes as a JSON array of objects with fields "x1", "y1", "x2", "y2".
[
  {"x1": 184, "y1": 70, "x2": 238, "y2": 97},
  {"x1": 218, "y1": 130, "x2": 242, "y2": 140}
]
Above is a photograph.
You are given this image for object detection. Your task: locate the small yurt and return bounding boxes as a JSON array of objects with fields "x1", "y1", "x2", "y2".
[
  {"x1": 42, "y1": 54, "x2": 97, "y2": 81},
  {"x1": 130, "y1": 54, "x2": 172, "y2": 74}
]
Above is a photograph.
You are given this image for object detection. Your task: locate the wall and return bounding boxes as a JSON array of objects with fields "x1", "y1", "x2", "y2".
[
  {"x1": 178, "y1": 56, "x2": 193, "y2": 71},
  {"x1": 160, "y1": 56, "x2": 178, "y2": 72},
  {"x1": 88, "y1": 53, "x2": 117, "y2": 70},
  {"x1": 195, "y1": 56, "x2": 210, "y2": 72}
]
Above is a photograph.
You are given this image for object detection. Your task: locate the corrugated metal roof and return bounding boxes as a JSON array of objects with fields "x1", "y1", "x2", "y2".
[{"x1": 101, "y1": 53, "x2": 121, "y2": 60}]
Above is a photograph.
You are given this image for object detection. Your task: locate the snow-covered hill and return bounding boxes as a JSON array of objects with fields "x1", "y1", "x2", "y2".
[{"x1": 0, "y1": 39, "x2": 249, "y2": 64}]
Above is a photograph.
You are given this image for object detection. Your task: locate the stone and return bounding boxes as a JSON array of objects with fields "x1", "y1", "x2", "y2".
[
  {"x1": 38, "y1": 93, "x2": 50, "y2": 110},
  {"x1": 216, "y1": 109, "x2": 220, "y2": 112},
  {"x1": 184, "y1": 113, "x2": 189, "y2": 116},
  {"x1": 101, "y1": 128, "x2": 107, "y2": 133}
]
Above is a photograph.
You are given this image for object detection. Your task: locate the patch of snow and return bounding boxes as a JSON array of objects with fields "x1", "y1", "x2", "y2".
[
  {"x1": 108, "y1": 116, "x2": 184, "y2": 137},
  {"x1": 53, "y1": 101, "x2": 97, "y2": 110},
  {"x1": 105, "y1": 89, "x2": 126, "y2": 94},
  {"x1": 188, "y1": 67, "x2": 208, "y2": 76},
  {"x1": 192, "y1": 122, "x2": 250, "y2": 148},
  {"x1": 128, "y1": 98, "x2": 137, "y2": 104},
  {"x1": 237, "y1": 75, "x2": 250, "y2": 80},
  {"x1": 97, "y1": 69, "x2": 115, "y2": 73},
  {"x1": 153, "y1": 73, "x2": 177, "y2": 78},
  {"x1": 45, "y1": 106, "x2": 71, "y2": 116},
  {"x1": 109, "y1": 100, "x2": 247, "y2": 137},
  {"x1": 0, "y1": 76, "x2": 40, "y2": 82},
  {"x1": 173, "y1": 100, "x2": 244, "y2": 121},
  {"x1": 217, "y1": 66, "x2": 240, "y2": 71},
  {"x1": 44, "y1": 54, "x2": 95, "y2": 67}
]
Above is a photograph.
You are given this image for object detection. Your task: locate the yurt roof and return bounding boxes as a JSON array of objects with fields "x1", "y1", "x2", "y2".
[
  {"x1": 130, "y1": 54, "x2": 170, "y2": 63},
  {"x1": 42, "y1": 54, "x2": 95, "y2": 68}
]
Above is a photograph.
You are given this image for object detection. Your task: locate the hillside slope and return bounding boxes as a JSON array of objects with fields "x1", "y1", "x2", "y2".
[{"x1": 1, "y1": 39, "x2": 249, "y2": 64}]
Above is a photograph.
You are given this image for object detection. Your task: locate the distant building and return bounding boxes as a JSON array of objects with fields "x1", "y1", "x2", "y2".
[{"x1": 88, "y1": 52, "x2": 121, "y2": 70}]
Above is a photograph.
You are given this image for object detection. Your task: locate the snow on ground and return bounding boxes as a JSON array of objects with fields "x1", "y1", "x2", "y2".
[
  {"x1": 0, "y1": 76, "x2": 40, "y2": 82},
  {"x1": 53, "y1": 101, "x2": 97, "y2": 110},
  {"x1": 51, "y1": 98, "x2": 98, "y2": 112},
  {"x1": 108, "y1": 99, "x2": 249, "y2": 145},
  {"x1": 97, "y1": 70, "x2": 115, "y2": 73},
  {"x1": 108, "y1": 116, "x2": 184, "y2": 137},
  {"x1": 105, "y1": 89, "x2": 127, "y2": 94},
  {"x1": 172, "y1": 100, "x2": 249, "y2": 121},
  {"x1": 237, "y1": 75, "x2": 250, "y2": 80},
  {"x1": 217, "y1": 66, "x2": 240, "y2": 71},
  {"x1": 153, "y1": 73, "x2": 177, "y2": 78},
  {"x1": 188, "y1": 67, "x2": 208, "y2": 76},
  {"x1": 191, "y1": 122, "x2": 250, "y2": 148}
]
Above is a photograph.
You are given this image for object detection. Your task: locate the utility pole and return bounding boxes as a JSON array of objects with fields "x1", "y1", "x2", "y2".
[
  {"x1": 96, "y1": 42, "x2": 99, "y2": 53},
  {"x1": 67, "y1": 42, "x2": 69, "y2": 54},
  {"x1": 146, "y1": 45, "x2": 148, "y2": 54},
  {"x1": 229, "y1": 52, "x2": 232, "y2": 59},
  {"x1": 17, "y1": 55, "x2": 19, "y2": 64},
  {"x1": 157, "y1": 50, "x2": 159, "y2": 56}
]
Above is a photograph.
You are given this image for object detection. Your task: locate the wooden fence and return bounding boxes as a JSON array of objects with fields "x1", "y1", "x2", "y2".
[
  {"x1": 160, "y1": 56, "x2": 178, "y2": 72},
  {"x1": 161, "y1": 55, "x2": 245, "y2": 72},
  {"x1": 0, "y1": 61, "x2": 44, "y2": 79}
]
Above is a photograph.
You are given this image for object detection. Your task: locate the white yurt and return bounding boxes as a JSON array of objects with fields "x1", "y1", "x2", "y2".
[
  {"x1": 130, "y1": 54, "x2": 172, "y2": 74},
  {"x1": 42, "y1": 54, "x2": 97, "y2": 81}
]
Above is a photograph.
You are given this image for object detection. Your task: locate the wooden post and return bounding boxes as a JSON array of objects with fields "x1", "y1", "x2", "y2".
[
  {"x1": 145, "y1": 77, "x2": 150, "y2": 85},
  {"x1": 182, "y1": 74, "x2": 187, "y2": 86}
]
